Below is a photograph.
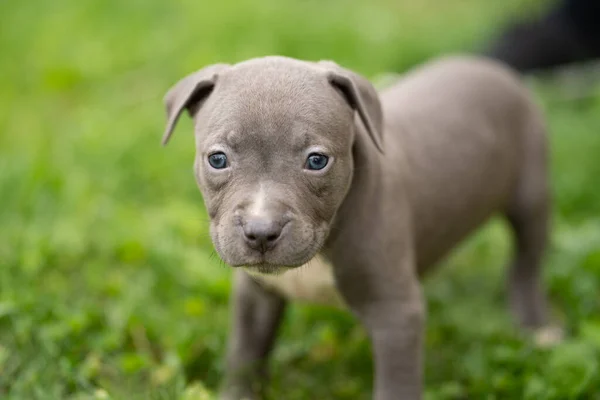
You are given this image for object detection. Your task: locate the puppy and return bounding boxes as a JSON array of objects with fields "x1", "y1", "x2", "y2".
[{"x1": 162, "y1": 55, "x2": 550, "y2": 399}]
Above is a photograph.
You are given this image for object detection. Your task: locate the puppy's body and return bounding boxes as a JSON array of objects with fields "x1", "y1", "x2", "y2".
[
  {"x1": 252, "y1": 57, "x2": 547, "y2": 306},
  {"x1": 383, "y1": 57, "x2": 546, "y2": 272},
  {"x1": 162, "y1": 55, "x2": 549, "y2": 400}
]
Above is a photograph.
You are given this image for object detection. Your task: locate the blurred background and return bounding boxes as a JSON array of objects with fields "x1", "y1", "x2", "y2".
[{"x1": 1, "y1": 0, "x2": 599, "y2": 399}]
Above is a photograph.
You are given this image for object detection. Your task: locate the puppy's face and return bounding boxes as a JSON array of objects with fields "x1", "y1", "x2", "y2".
[
  {"x1": 162, "y1": 56, "x2": 383, "y2": 274},
  {"x1": 193, "y1": 60, "x2": 355, "y2": 274}
]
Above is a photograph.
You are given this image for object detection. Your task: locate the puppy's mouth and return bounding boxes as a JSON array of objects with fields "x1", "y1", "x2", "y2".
[
  {"x1": 233, "y1": 246, "x2": 319, "y2": 274},
  {"x1": 212, "y1": 221, "x2": 327, "y2": 274},
  {"x1": 242, "y1": 263, "x2": 290, "y2": 276}
]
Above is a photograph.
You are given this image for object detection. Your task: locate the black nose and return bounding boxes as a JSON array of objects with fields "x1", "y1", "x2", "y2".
[{"x1": 242, "y1": 218, "x2": 284, "y2": 253}]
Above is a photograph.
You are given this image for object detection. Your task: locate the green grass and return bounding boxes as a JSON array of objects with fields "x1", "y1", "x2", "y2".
[{"x1": 1, "y1": 0, "x2": 600, "y2": 398}]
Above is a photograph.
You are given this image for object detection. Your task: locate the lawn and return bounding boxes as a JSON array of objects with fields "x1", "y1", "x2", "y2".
[{"x1": 1, "y1": 0, "x2": 600, "y2": 399}]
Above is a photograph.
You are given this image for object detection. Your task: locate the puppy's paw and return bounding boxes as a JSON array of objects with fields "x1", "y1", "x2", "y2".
[
  {"x1": 218, "y1": 382, "x2": 260, "y2": 400},
  {"x1": 219, "y1": 390, "x2": 258, "y2": 400},
  {"x1": 533, "y1": 325, "x2": 565, "y2": 348}
]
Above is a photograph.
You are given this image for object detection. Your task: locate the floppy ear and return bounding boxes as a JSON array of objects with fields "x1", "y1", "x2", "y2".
[
  {"x1": 318, "y1": 61, "x2": 384, "y2": 153},
  {"x1": 161, "y1": 64, "x2": 229, "y2": 146}
]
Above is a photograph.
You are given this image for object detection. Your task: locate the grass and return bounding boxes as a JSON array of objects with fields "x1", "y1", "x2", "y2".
[{"x1": 1, "y1": 0, "x2": 600, "y2": 398}]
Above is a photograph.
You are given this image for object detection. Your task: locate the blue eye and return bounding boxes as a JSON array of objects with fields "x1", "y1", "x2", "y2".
[
  {"x1": 208, "y1": 152, "x2": 228, "y2": 169},
  {"x1": 305, "y1": 153, "x2": 329, "y2": 171}
]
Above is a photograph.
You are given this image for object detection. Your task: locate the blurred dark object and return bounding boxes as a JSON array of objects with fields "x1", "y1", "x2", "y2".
[{"x1": 486, "y1": 0, "x2": 600, "y2": 73}]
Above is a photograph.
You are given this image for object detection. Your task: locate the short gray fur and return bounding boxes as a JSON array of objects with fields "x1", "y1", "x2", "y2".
[{"x1": 162, "y1": 55, "x2": 550, "y2": 400}]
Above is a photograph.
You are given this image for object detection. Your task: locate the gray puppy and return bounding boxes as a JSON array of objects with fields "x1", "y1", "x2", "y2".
[{"x1": 162, "y1": 55, "x2": 550, "y2": 400}]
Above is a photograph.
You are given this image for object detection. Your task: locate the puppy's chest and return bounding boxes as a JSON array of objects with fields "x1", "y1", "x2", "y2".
[{"x1": 248, "y1": 255, "x2": 345, "y2": 307}]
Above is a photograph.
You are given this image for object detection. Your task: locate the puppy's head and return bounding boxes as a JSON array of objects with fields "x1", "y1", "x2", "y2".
[{"x1": 162, "y1": 56, "x2": 383, "y2": 274}]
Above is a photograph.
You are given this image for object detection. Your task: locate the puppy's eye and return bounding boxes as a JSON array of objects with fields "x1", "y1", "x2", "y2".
[
  {"x1": 305, "y1": 153, "x2": 329, "y2": 171},
  {"x1": 208, "y1": 152, "x2": 228, "y2": 169}
]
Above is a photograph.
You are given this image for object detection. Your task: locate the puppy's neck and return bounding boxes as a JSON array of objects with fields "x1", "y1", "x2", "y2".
[{"x1": 325, "y1": 126, "x2": 383, "y2": 249}]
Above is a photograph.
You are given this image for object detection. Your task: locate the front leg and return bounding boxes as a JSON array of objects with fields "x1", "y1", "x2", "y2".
[
  {"x1": 220, "y1": 270, "x2": 286, "y2": 400},
  {"x1": 333, "y1": 255, "x2": 425, "y2": 400}
]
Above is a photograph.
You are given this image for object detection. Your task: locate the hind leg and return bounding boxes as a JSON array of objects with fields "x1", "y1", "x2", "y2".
[
  {"x1": 505, "y1": 198, "x2": 549, "y2": 328},
  {"x1": 504, "y1": 125, "x2": 550, "y2": 329}
]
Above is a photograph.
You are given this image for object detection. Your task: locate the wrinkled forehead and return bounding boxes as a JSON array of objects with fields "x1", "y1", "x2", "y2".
[{"x1": 197, "y1": 62, "x2": 353, "y2": 151}]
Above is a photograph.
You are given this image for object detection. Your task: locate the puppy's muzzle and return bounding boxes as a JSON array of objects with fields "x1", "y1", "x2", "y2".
[{"x1": 242, "y1": 217, "x2": 288, "y2": 253}]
